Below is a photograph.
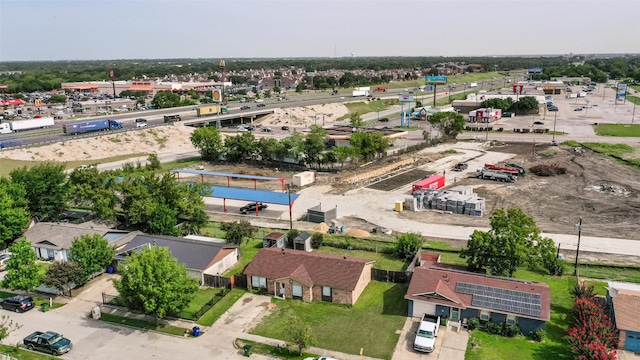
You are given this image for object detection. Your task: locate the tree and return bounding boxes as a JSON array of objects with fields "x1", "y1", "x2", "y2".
[
  {"x1": 113, "y1": 246, "x2": 198, "y2": 326},
  {"x1": 427, "y1": 112, "x2": 466, "y2": 141},
  {"x1": 331, "y1": 146, "x2": 353, "y2": 169},
  {"x1": 223, "y1": 220, "x2": 256, "y2": 245},
  {"x1": 286, "y1": 229, "x2": 300, "y2": 248},
  {"x1": 349, "y1": 112, "x2": 363, "y2": 127},
  {"x1": 0, "y1": 178, "x2": 29, "y2": 247},
  {"x1": 43, "y1": 261, "x2": 86, "y2": 296},
  {"x1": 48, "y1": 94, "x2": 67, "y2": 103},
  {"x1": 148, "y1": 204, "x2": 180, "y2": 236},
  {"x1": 68, "y1": 167, "x2": 119, "y2": 220},
  {"x1": 0, "y1": 315, "x2": 21, "y2": 344},
  {"x1": 513, "y1": 96, "x2": 539, "y2": 113},
  {"x1": 272, "y1": 86, "x2": 281, "y2": 94},
  {"x1": 303, "y1": 126, "x2": 327, "y2": 167},
  {"x1": 349, "y1": 132, "x2": 389, "y2": 161},
  {"x1": 395, "y1": 233, "x2": 423, "y2": 261},
  {"x1": 285, "y1": 316, "x2": 316, "y2": 355},
  {"x1": 151, "y1": 90, "x2": 181, "y2": 109},
  {"x1": 70, "y1": 234, "x2": 116, "y2": 280},
  {"x1": 10, "y1": 163, "x2": 68, "y2": 221},
  {"x1": 480, "y1": 98, "x2": 514, "y2": 112},
  {"x1": 2, "y1": 238, "x2": 43, "y2": 294},
  {"x1": 190, "y1": 126, "x2": 224, "y2": 161},
  {"x1": 460, "y1": 208, "x2": 554, "y2": 277},
  {"x1": 223, "y1": 132, "x2": 258, "y2": 163},
  {"x1": 146, "y1": 153, "x2": 161, "y2": 170}
]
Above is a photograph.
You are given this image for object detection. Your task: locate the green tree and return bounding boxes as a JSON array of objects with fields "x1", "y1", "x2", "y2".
[
  {"x1": 310, "y1": 233, "x2": 324, "y2": 249},
  {"x1": 295, "y1": 84, "x2": 307, "y2": 93},
  {"x1": 0, "y1": 178, "x2": 30, "y2": 246},
  {"x1": 43, "y1": 261, "x2": 86, "y2": 296},
  {"x1": 223, "y1": 132, "x2": 258, "y2": 163},
  {"x1": 223, "y1": 220, "x2": 256, "y2": 245},
  {"x1": 303, "y1": 125, "x2": 327, "y2": 167},
  {"x1": 513, "y1": 96, "x2": 539, "y2": 113},
  {"x1": 70, "y1": 234, "x2": 116, "y2": 280},
  {"x1": 151, "y1": 90, "x2": 181, "y2": 109},
  {"x1": 190, "y1": 126, "x2": 223, "y2": 161},
  {"x1": 285, "y1": 316, "x2": 316, "y2": 355},
  {"x1": 349, "y1": 132, "x2": 389, "y2": 161},
  {"x1": 331, "y1": 146, "x2": 353, "y2": 169},
  {"x1": 48, "y1": 94, "x2": 67, "y2": 103},
  {"x1": 480, "y1": 98, "x2": 514, "y2": 112},
  {"x1": 272, "y1": 86, "x2": 281, "y2": 94},
  {"x1": 395, "y1": 233, "x2": 423, "y2": 261},
  {"x1": 427, "y1": 111, "x2": 466, "y2": 140},
  {"x1": 2, "y1": 238, "x2": 43, "y2": 294},
  {"x1": 146, "y1": 153, "x2": 161, "y2": 170},
  {"x1": 460, "y1": 208, "x2": 553, "y2": 277},
  {"x1": 349, "y1": 112, "x2": 363, "y2": 127},
  {"x1": 68, "y1": 168, "x2": 119, "y2": 220},
  {"x1": 286, "y1": 229, "x2": 300, "y2": 248},
  {"x1": 10, "y1": 163, "x2": 68, "y2": 221},
  {"x1": 113, "y1": 246, "x2": 199, "y2": 326}
]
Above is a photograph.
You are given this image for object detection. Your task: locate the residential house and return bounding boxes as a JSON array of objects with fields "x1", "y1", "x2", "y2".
[
  {"x1": 263, "y1": 232, "x2": 286, "y2": 249},
  {"x1": 22, "y1": 222, "x2": 134, "y2": 261},
  {"x1": 114, "y1": 234, "x2": 239, "y2": 285},
  {"x1": 607, "y1": 281, "x2": 640, "y2": 353},
  {"x1": 405, "y1": 252, "x2": 550, "y2": 334},
  {"x1": 243, "y1": 248, "x2": 374, "y2": 305}
]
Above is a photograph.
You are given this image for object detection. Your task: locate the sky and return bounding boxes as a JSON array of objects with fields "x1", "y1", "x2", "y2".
[{"x1": 1, "y1": 0, "x2": 639, "y2": 61}]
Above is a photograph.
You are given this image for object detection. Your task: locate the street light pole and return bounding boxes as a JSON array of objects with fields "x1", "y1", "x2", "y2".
[
  {"x1": 573, "y1": 217, "x2": 583, "y2": 277},
  {"x1": 552, "y1": 110, "x2": 558, "y2": 143}
]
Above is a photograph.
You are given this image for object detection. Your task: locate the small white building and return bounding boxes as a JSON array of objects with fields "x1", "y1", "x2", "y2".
[{"x1": 468, "y1": 108, "x2": 502, "y2": 123}]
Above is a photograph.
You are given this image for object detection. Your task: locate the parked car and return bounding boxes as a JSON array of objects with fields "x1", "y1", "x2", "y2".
[
  {"x1": 380, "y1": 117, "x2": 389, "y2": 122},
  {"x1": 281, "y1": 126, "x2": 290, "y2": 130},
  {"x1": 262, "y1": 127, "x2": 272, "y2": 132},
  {"x1": 548, "y1": 107, "x2": 559, "y2": 112},
  {"x1": 0, "y1": 295, "x2": 34, "y2": 313},
  {"x1": 240, "y1": 202, "x2": 267, "y2": 214},
  {"x1": 240, "y1": 105, "x2": 251, "y2": 110},
  {"x1": 533, "y1": 121, "x2": 544, "y2": 125},
  {"x1": 23, "y1": 331, "x2": 72, "y2": 356},
  {"x1": 574, "y1": 107, "x2": 583, "y2": 111}
]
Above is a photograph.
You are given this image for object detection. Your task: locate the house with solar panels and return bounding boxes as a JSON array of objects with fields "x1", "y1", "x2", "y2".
[{"x1": 405, "y1": 252, "x2": 551, "y2": 335}]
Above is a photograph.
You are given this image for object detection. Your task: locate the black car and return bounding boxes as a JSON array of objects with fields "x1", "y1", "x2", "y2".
[
  {"x1": 281, "y1": 126, "x2": 290, "y2": 130},
  {"x1": 0, "y1": 295, "x2": 35, "y2": 313},
  {"x1": 256, "y1": 103, "x2": 266, "y2": 107},
  {"x1": 240, "y1": 202, "x2": 267, "y2": 214},
  {"x1": 533, "y1": 121, "x2": 544, "y2": 125},
  {"x1": 240, "y1": 105, "x2": 251, "y2": 110},
  {"x1": 379, "y1": 117, "x2": 389, "y2": 122}
]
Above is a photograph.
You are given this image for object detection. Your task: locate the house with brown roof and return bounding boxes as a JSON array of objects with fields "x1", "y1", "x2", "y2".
[
  {"x1": 243, "y1": 248, "x2": 374, "y2": 305},
  {"x1": 405, "y1": 252, "x2": 551, "y2": 335},
  {"x1": 607, "y1": 281, "x2": 640, "y2": 353}
]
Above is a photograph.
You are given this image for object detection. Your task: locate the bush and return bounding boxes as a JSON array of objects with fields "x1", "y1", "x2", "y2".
[
  {"x1": 503, "y1": 324, "x2": 520, "y2": 337},
  {"x1": 467, "y1": 317, "x2": 480, "y2": 330},
  {"x1": 485, "y1": 322, "x2": 503, "y2": 334},
  {"x1": 310, "y1": 233, "x2": 324, "y2": 249},
  {"x1": 529, "y1": 328, "x2": 545, "y2": 342},
  {"x1": 395, "y1": 233, "x2": 423, "y2": 261}
]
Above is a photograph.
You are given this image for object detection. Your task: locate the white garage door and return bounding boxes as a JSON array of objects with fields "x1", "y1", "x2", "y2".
[{"x1": 412, "y1": 301, "x2": 436, "y2": 318}]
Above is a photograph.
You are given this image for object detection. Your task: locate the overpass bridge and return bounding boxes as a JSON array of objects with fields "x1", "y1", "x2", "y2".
[{"x1": 183, "y1": 109, "x2": 275, "y2": 129}]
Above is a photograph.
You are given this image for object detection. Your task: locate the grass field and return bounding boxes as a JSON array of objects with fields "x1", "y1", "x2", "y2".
[
  {"x1": 594, "y1": 124, "x2": 640, "y2": 137},
  {"x1": 197, "y1": 288, "x2": 246, "y2": 326},
  {"x1": 251, "y1": 281, "x2": 407, "y2": 360},
  {"x1": 178, "y1": 288, "x2": 223, "y2": 320},
  {"x1": 337, "y1": 99, "x2": 399, "y2": 120},
  {"x1": 0, "y1": 345, "x2": 56, "y2": 360}
]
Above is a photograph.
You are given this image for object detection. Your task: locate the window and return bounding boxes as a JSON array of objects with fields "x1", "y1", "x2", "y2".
[
  {"x1": 480, "y1": 310, "x2": 490, "y2": 321},
  {"x1": 251, "y1": 276, "x2": 266, "y2": 290},
  {"x1": 506, "y1": 314, "x2": 516, "y2": 325},
  {"x1": 292, "y1": 285, "x2": 302, "y2": 300},
  {"x1": 322, "y1": 286, "x2": 332, "y2": 302}
]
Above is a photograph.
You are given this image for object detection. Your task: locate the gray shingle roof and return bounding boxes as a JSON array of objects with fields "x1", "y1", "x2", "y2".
[
  {"x1": 23, "y1": 222, "x2": 112, "y2": 250},
  {"x1": 116, "y1": 234, "x2": 238, "y2": 271}
]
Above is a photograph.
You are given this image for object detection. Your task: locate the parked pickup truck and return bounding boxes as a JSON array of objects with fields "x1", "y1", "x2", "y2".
[
  {"x1": 413, "y1": 314, "x2": 440, "y2": 353},
  {"x1": 24, "y1": 331, "x2": 72, "y2": 356}
]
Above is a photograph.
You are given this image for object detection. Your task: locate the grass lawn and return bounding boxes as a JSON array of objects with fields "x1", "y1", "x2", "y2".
[
  {"x1": 98, "y1": 313, "x2": 189, "y2": 336},
  {"x1": 178, "y1": 288, "x2": 224, "y2": 320},
  {"x1": 196, "y1": 288, "x2": 246, "y2": 326},
  {"x1": 0, "y1": 291, "x2": 64, "y2": 309},
  {"x1": 250, "y1": 281, "x2": 407, "y2": 360},
  {"x1": 337, "y1": 99, "x2": 400, "y2": 120},
  {"x1": 0, "y1": 344, "x2": 56, "y2": 359},
  {"x1": 594, "y1": 124, "x2": 640, "y2": 137},
  {"x1": 313, "y1": 247, "x2": 406, "y2": 271}
]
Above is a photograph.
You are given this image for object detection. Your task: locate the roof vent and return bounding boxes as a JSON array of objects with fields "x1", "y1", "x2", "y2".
[{"x1": 343, "y1": 256, "x2": 347, "y2": 259}]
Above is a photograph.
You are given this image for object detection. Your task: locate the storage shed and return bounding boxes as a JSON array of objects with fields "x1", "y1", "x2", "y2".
[
  {"x1": 293, "y1": 232, "x2": 312, "y2": 252},
  {"x1": 292, "y1": 171, "x2": 316, "y2": 187},
  {"x1": 263, "y1": 232, "x2": 286, "y2": 249}
]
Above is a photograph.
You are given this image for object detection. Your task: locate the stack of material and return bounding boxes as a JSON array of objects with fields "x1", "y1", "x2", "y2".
[{"x1": 412, "y1": 186, "x2": 485, "y2": 217}]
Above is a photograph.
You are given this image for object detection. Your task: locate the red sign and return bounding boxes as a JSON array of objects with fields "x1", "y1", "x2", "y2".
[
  {"x1": 0, "y1": 85, "x2": 9, "y2": 89},
  {"x1": 109, "y1": 69, "x2": 115, "y2": 79}
]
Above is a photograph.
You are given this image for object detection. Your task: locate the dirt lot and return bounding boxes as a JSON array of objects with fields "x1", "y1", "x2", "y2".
[{"x1": 398, "y1": 142, "x2": 640, "y2": 240}]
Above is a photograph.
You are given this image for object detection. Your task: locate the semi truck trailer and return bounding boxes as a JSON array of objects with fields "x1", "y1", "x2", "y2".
[
  {"x1": 0, "y1": 117, "x2": 55, "y2": 134},
  {"x1": 63, "y1": 119, "x2": 122, "y2": 135}
]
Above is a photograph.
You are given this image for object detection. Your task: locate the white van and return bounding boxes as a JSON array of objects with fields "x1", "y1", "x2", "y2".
[
  {"x1": 254, "y1": 99, "x2": 264, "y2": 103},
  {"x1": 135, "y1": 118, "x2": 148, "y2": 128}
]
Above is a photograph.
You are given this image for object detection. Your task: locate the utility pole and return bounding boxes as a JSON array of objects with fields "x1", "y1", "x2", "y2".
[
  {"x1": 287, "y1": 184, "x2": 293, "y2": 230},
  {"x1": 632, "y1": 100, "x2": 636, "y2": 124},
  {"x1": 573, "y1": 217, "x2": 583, "y2": 277},
  {"x1": 552, "y1": 110, "x2": 558, "y2": 143}
]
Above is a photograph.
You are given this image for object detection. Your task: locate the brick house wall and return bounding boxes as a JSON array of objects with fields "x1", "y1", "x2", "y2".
[
  {"x1": 619, "y1": 329, "x2": 627, "y2": 349},
  {"x1": 351, "y1": 262, "x2": 373, "y2": 303}
]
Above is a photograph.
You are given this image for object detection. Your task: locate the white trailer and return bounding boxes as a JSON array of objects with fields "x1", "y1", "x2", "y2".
[
  {"x1": 6, "y1": 117, "x2": 55, "y2": 132},
  {"x1": 469, "y1": 82, "x2": 478, "y2": 88},
  {"x1": 352, "y1": 90, "x2": 369, "y2": 97}
]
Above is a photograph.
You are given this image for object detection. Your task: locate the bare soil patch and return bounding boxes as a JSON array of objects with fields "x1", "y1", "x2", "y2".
[{"x1": 367, "y1": 169, "x2": 432, "y2": 191}]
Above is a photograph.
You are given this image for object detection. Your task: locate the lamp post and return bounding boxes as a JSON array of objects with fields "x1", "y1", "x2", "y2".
[
  {"x1": 552, "y1": 110, "x2": 558, "y2": 143},
  {"x1": 573, "y1": 217, "x2": 583, "y2": 277}
]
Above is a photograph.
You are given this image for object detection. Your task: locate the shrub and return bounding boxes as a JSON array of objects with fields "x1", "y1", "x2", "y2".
[
  {"x1": 395, "y1": 233, "x2": 423, "y2": 261},
  {"x1": 485, "y1": 322, "x2": 503, "y2": 334},
  {"x1": 310, "y1": 233, "x2": 324, "y2": 249},
  {"x1": 529, "y1": 328, "x2": 545, "y2": 342},
  {"x1": 467, "y1": 317, "x2": 480, "y2": 330},
  {"x1": 503, "y1": 324, "x2": 520, "y2": 337},
  {"x1": 570, "y1": 282, "x2": 595, "y2": 300}
]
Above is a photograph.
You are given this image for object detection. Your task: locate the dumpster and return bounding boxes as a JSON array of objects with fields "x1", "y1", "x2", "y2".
[
  {"x1": 243, "y1": 344, "x2": 253, "y2": 356},
  {"x1": 192, "y1": 326, "x2": 200, "y2": 337},
  {"x1": 41, "y1": 303, "x2": 49, "y2": 312}
]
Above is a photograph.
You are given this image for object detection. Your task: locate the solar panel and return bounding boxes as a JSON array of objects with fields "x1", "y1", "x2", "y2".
[{"x1": 456, "y1": 282, "x2": 542, "y2": 318}]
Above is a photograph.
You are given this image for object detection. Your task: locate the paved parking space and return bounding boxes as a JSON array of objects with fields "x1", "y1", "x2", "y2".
[{"x1": 392, "y1": 317, "x2": 468, "y2": 360}]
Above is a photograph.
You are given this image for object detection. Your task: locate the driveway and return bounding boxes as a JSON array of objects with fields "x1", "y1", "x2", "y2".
[{"x1": 392, "y1": 317, "x2": 468, "y2": 360}]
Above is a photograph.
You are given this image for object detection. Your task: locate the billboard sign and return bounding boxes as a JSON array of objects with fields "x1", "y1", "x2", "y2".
[
  {"x1": 212, "y1": 89, "x2": 222, "y2": 102},
  {"x1": 528, "y1": 68, "x2": 543, "y2": 74},
  {"x1": 425, "y1": 76, "x2": 447, "y2": 83},
  {"x1": 398, "y1": 94, "x2": 414, "y2": 102},
  {"x1": 617, "y1": 83, "x2": 627, "y2": 101}
]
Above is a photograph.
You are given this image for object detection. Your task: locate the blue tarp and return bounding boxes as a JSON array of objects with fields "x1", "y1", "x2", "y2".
[{"x1": 171, "y1": 169, "x2": 284, "y2": 181}]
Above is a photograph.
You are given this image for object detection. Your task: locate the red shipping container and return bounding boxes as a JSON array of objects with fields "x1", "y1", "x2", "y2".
[{"x1": 412, "y1": 175, "x2": 445, "y2": 193}]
